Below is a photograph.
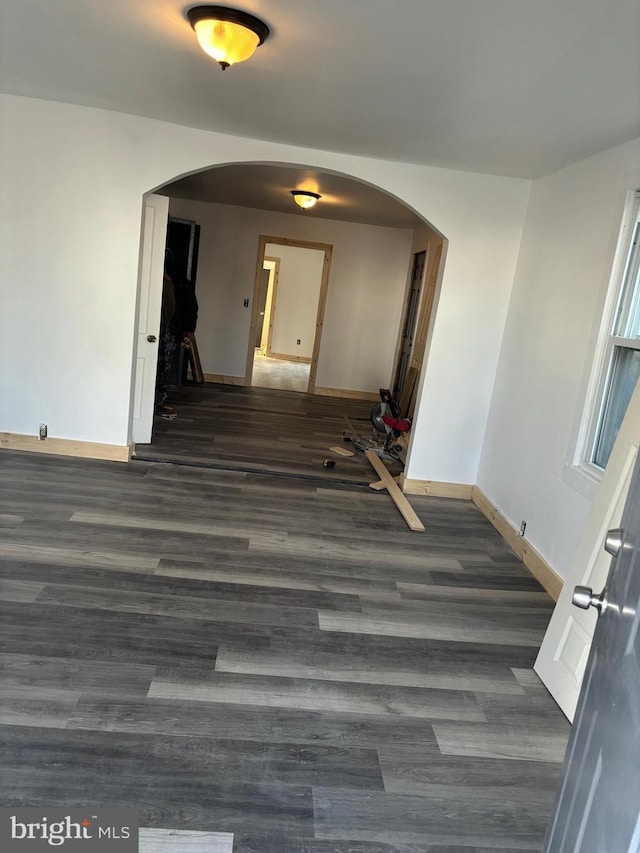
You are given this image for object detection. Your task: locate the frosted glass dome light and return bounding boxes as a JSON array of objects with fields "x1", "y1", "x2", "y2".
[
  {"x1": 291, "y1": 191, "x2": 321, "y2": 210},
  {"x1": 187, "y1": 6, "x2": 270, "y2": 70}
]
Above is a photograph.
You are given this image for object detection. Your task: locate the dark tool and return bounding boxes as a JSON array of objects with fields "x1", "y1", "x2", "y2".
[{"x1": 369, "y1": 388, "x2": 411, "y2": 462}]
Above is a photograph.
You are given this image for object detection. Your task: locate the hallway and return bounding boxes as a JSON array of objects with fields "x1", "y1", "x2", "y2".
[
  {"x1": 251, "y1": 352, "x2": 310, "y2": 393},
  {"x1": 0, "y1": 445, "x2": 569, "y2": 851}
]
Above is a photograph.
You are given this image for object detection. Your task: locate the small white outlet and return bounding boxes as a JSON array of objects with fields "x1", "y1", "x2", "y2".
[
  {"x1": 39, "y1": 423, "x2": 47, "y2": 441},
  {"x1": 519, "y1": 520, "x2": 527, "y2": 537}
]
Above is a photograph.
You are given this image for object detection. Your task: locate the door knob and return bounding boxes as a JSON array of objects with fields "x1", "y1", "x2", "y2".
[
  {"x1": 147, "y1": 334, "x2": 157, "y2": 343},
  {"x1": 572, "y1": 585, "x2": 607, "y2": 613},
  {"x1": 604, "y1": 527, "x2": 623, "y2": 557}
]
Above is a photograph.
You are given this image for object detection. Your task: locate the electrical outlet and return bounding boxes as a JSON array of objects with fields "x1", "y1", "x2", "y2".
[
  {"x1": 296, "y1": 339, "x2": 301, "y2": 345},
  {"x1": 519, "y1": 520, "x2": 527, "y2": 537},
  {"x1": 243, "y1": 298, "x2": 250, "y2": 308},
  {"x1": 39, "y1": 423, "x2": 48, "y2": 441}
]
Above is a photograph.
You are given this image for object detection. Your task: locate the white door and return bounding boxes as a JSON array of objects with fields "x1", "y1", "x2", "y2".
[
  {"x1": 535, "y1": 381, "x2": 640, "y2": 720},
  {"x1": 543, "y1": 450, "x2": 640, "y2": 852},
  {"x1": 131, "y1": 194, "x2": 169, "y2": 444}
]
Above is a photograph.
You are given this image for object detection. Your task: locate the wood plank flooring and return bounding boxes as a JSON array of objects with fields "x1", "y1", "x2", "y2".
[
  {"x1": 135, "y1": 382, "x2": 402, "y2": 483},
  {"x1": 0, "y1": 424, "x2": 570, "y2": 851}
]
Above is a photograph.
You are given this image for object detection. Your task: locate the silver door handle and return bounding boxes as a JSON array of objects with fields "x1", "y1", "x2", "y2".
[
  {"x1": 604, "y1": 527, "x2": 623, "y2": 557},
  {"x1": 572, "y1": 585, "x2": 607, "y2": 613},
  {"x1": 147, "y1": 334, "x2": 157, "y2": 343}
]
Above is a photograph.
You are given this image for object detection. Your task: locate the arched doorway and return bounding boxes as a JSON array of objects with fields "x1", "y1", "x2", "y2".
[{"x1": 131, "y1": 162, "x2": 446, "y2": 479}]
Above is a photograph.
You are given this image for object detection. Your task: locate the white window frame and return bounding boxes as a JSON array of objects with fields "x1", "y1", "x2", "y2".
[{"x1": 565, "y1": 190, "x2": 640, "y2": 498}]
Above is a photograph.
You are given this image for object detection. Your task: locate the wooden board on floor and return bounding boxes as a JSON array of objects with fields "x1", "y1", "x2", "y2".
[
  {"x1": 187, "y1": 336, "x2": 204, "y2": 384},
  {"x1": 330, "y1": 446, "x2": 355, "y2": 457},
  {"x1": 365, "y1": 450, "x2": 425, "y2": 532},
  {"x1": 369, "y1": 476, "x2": 402, "y2": 491}
]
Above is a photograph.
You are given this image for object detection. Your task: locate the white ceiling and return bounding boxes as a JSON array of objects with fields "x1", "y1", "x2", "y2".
[
  {"x1": 2, "y1": 0, "x2": 639, "y2": 179},
  {"x1": 161, "y1": 164, "x2": 426, "y2": 229}
]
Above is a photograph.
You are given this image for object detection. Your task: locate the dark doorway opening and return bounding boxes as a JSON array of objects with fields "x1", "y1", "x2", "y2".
[{"x1": 164, "y1": 217, "x2": 201, "y2": 387}]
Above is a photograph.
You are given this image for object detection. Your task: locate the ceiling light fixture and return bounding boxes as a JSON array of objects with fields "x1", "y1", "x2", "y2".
[
  {"x1": 186, "y1": 6, "x2": 270, "y2": 70},
  {"x1": 291, "y1": 190, "x2": 321, "y2": 210}
]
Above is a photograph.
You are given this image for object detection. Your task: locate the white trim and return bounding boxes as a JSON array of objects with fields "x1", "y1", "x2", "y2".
[
  {"x1": 567, "y1": 189, "x2": 640, "y2": 486},
  {"x1": 561, "y1": 462, "x2": 601, "y2": 501}
]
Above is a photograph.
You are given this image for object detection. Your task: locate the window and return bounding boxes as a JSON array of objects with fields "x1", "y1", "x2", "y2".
[{"x1": 584, "y1": 191, "x2": 640, "y2": 472}]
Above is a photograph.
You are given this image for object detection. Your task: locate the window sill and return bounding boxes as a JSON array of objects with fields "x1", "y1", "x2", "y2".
[{"x1": 561, "y1": 462, "x2": 602, "y2": 501}]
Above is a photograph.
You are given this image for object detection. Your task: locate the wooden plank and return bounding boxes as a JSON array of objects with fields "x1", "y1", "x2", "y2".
[
  {"x1": 402, "y1": 477, "x2": 473, "y2": 500},
  {"x1": 330, "y1": 446, "x2": 355, "y2": 457},
  {"x1": 365, "y1": 450, "x2": 425, "y2": 532},
  {"x1": 369, "y1": 476, "x2": 402, "y2": 490},
  {"x1": 398, "y1": 366, "x2": 419, "y2": 418},
  {"x1": 316, "y1": 387, "x2": 379, "y2": 402},
  {"x1": 187, "y1": 335, "x2": 204, "y2": 383},
  {"x1": 268, "y1": 352, "x2": 312, "y2": 364},
  {"x1": 201, "y1": 374, "x2": 245, "y2": 385},
  {"x1": 0, "y1": 433, "x2": 132, "y2": 463}
]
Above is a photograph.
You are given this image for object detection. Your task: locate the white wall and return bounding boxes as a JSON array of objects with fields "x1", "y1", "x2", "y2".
[
  {"x1": 265, "y1": 243, "x2": 324, "y2": 360},
  {"x1": 478, "y1": 137, "x2": 640, "y2": 581},
  {"x1": 168, "y1": 196, "x2": 412, "y2": 390},
  {"x1": 0, "y1": 93, "x2": 529, "y2": 488}
]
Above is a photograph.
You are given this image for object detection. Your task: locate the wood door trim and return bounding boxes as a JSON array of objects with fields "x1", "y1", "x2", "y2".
[
  {"x1": 263, "y1": 256, "x2": 280, "y2": 357},
  {"x1": 472, "y1": 486, "x2": 563, "y2": 600},
  {"x1": 308, "y1": 246, "x2": 332, "y2": 394},
  {"x1": 245, "y1": 236, "x2": 333, "y2": 394}
]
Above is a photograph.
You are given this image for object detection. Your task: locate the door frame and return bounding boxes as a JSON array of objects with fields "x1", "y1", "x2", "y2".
[
  {"x1": 393, "y1": 249, "x2": 427, "y2": 402},
  {"x1": 131, "y1": 193, "x2": 169, "y2": 445},
  {"x1": 261, "y1": 255, "x2": 280, "y2": 356},
  {"x1": 245, "y1": 235, "x2": 333, "y2": 393},
  {"x1": 392, "y1": 239, "x2": 443, "y2": 417}
]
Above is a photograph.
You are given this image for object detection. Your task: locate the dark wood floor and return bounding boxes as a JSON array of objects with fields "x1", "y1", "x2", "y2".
[
  {"x1": 135, "y1": 382, "x2": 403, "y2": 484},
  {"x1": 0, "y1": 386, "x2": 569, "y2": 852}
]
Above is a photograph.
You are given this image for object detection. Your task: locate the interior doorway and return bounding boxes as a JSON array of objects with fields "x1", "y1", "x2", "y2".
[
  {"x1": 394, "y1": 250, "x2": 426, "y2": 400},
  {"x1": 165, "y1": 216, "x2": 201, "y2": 388},
  {"x1": 392, "y1": 241, "x2": 444, "y2": 417},
  {"x1": 247, "y1": 236, "x2": 333, "y2": 394},
  {"x1": 255, "y1": 257, "x2": 279, "y2": 353},
  {"x1": 132, "y1": 163, "x2": 448, "y2": 472}
]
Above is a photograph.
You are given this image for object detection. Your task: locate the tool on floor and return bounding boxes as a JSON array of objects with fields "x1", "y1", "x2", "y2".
[
  {"x1": 342, "y1": 389, "x2": 411, "y2": 464},
  {"x1": 370, "y1": 388, "x2": 412, "y2": 462}
]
